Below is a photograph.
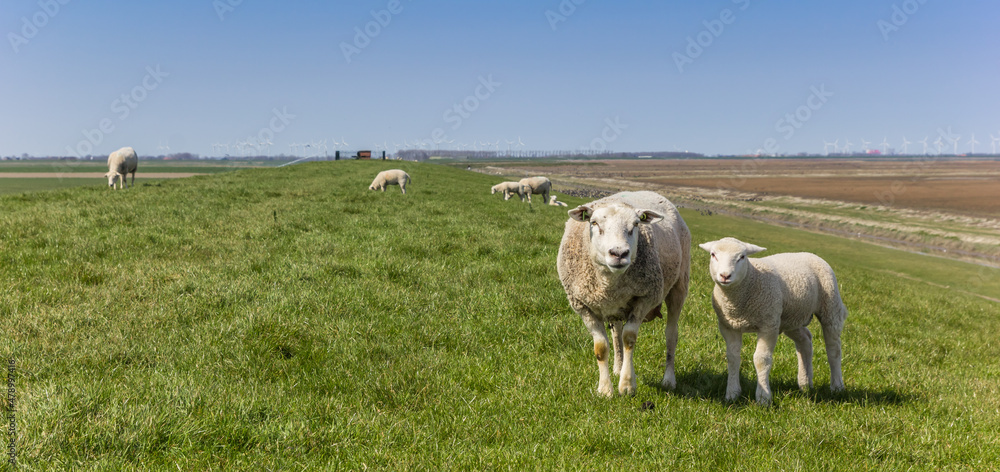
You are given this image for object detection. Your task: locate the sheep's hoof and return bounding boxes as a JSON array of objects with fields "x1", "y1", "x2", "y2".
[
  {"x1": 597, "y1": 382, "x2": 614, "y2": 398},
  {"x1": 725, "y1": 389, "x2": 741, "y2": 402},
  {"x1": 618, "y1": 380, "x2": 637, "y2": 396},
  {"x1": 755, "y1": 390, "x2": 772, "y2": 405},
  {"x1": 661, "y1": 374, "x2": 676, "y2": 390}
]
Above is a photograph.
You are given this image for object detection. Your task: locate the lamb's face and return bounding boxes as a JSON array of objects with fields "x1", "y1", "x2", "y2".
[
  {"x1": 699, "y1": 238, "x2": 766, "y2": 287},
  {"x1": 569, "y1": 203, "x2": 663, "y2": 273}
]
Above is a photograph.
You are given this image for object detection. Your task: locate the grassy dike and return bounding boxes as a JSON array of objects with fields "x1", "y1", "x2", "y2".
[{"x1": 1, "y1": 161, "x2": 998, "y2": 469}]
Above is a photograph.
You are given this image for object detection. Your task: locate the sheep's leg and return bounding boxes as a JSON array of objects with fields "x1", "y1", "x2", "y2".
[
  {"x1": 784, "y1": 327, "x2": 813, "y2": 391},
  {"x1": 617, "y1": 318, "x2": 642, "y2": 396},
  {"x1": 130, "y1": 171, "x2": 135, "y2": 188},
  {"x1": 610, "y1": 321, "x2": 623, "y2": 376},
  {"x1": 753, "y1": 331, "x2": 779, "y2": 405},
  {"x1": 662, "y1": 283, "x2": 687, "y2": 390},
  {"x1": 819, "y1": 301, "x2": 847, "y2": 393},
  {"x1": 581, "y1": 315, "x2": 613, "y2": 397},
  {"x1": 820, "y1": 309, "x2": 845, "y2": 393},
  {"x1": 720, "y1": 325, "x2": 743, "y2": 401},
  {"x1": 401, "y1": 183, "x2": 406, "y2": 194}
]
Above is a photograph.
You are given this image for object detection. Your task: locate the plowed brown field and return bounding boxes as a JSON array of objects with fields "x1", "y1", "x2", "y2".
[{"x1": 512, "y1": 159, "x2": 1000, "y2": 217}]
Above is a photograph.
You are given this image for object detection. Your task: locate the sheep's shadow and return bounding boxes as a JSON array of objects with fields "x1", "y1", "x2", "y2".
[{"x1": 644, "y1": 368, "x2": 917, "y2": 407}]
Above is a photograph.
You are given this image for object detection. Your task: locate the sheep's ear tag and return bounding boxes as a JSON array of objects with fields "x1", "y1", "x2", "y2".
[
  {"x1": 639, "y1": 213, "x2": 648, "y2": 222},
  {"x1": 581, "y1": 210, "x2": 589, "y2": 220}
]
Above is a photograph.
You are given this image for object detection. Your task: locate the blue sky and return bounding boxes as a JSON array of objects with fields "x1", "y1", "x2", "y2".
[{"x1": 2, "y1": 0, "x2": 998, "y2": 157}]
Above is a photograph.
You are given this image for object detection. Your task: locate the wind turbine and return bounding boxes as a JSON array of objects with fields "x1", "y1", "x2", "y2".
[
  {"x1": 341, "y1": 137, "x2": 349, "y2": 149},
  {"x1": 949, "y1": 133, "x2": 962, "y2": 155},
  {"x1": 901, "y1": 137, "x2": 911, "y2": 155},
  {"x1": 860, "y1": 138, "x2": 871, "y2": 153},
  {"x1": 967, "y1": 133, "x2": 979, "y2": 154},
  {"x1": 879, "y1": 137, "x2": 890, "y2": 154},
  {"x1": 842, "y1": 139, "x2": 853, "y2": 154},
  {"x1": 991, "y1": 134, "x2": 1000, "y2": 154},
  {"x1": 919, "y1": 137, "x2": 929, "y2": 155},
  {"x1": 822, "y1": 140, "x2": 835, "y2": 155},
  {"x1": 934, "y1": 136, "x2": 944, "y2": 154}
]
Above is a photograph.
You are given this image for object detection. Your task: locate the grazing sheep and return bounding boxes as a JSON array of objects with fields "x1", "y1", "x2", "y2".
[
  {"x1": 518, "y1": 176, "x2": 551, "y2": 204},
  {"x1": 491, "y1": 181, "x2": 529, "y2": 201},
  {"x1": 369, "y1": 169, "x2": 411, "y2": 194},
  {"x1": 557, "y1": 191, "x2": 691, "y2": 397},
  {"x1": 105, "y1": 147, "x2": 138, "y2": 190},
  {"x1": 699, "y1": 237, "x2": 847, "y2": 405},
  {"x1": 548, "y1": 195, "x2": 568, "y2": 207}
]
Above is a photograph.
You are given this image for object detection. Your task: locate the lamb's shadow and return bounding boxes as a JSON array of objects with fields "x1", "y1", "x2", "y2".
[{"x1": 645, "y1": 368, "x2": 917, "y2": 407}]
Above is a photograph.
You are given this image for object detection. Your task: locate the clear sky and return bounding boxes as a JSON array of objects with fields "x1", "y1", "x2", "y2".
[{"x1": 2, "y1": 0, "x2": 998, "y2": 157}]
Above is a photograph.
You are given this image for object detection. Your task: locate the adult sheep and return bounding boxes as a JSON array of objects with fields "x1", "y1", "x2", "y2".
[
  {"x1": 491, "y1": 181, "x2": 529, "y2": 201},
  {"x1": 105, "y1": 146, "x2": 138, "y2": 190},
  {"x1": 369, "y1": 169, "x2": 411, "y2": 194},
  {"x1": 699, "y1": 237, "x2": 847, "y2": 405},
  {"x1": 557, "y1": 191, "x2": 690, "y2": 397},
  {"x1": 518, "y1": 176, "x2": 551, "y2": 204}
]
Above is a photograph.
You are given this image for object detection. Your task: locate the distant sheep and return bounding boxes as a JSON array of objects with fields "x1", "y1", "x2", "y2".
[
  {"x1": 518, "y1": 176, "x2": 551, "y2": 204},
  {"x1": 557, "y1": 191, "x2": 691, "y2": 397},
  {"x1": 699, "y1": 237, "x2": 847, "y2": 405},
  {"x1": 369, "y1": 169, "x2": 410, "y2": 194},
  {"x1": 105, "y1": 147, "x2": 138, "y2": 190},
  {"x1": 491, "y1": 181, "x2": 529, "y2": 201},
  {"x1": 548, "y1": 195, "x2": 568, "y2": 206}
]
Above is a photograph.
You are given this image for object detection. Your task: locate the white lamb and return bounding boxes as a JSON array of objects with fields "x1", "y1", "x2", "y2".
[
  {"x1": 548, "y1": 195, "x2": 568, "y2": 206},
  {"x1": 491, "y1": 181, "x2": 529, "y2": 201},
  {"x1": 557, "y1": 191, "x2": 691, "y2": 397},
  {"x1": 518, "y1": 176, "x2": 551, "y2": 204},
  {"x1": 369, "y1": 169, "x2": 410, "y2": 194},
  {"x1": 699, "y1": 237, "x2": 847, "y2": 405},
  {"x1": 105, "y1": 147, "x2": 138, "y2": 190}
]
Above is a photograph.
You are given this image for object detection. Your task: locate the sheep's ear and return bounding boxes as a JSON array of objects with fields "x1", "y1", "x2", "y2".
[
  {"x1": 744, "y1": 244, "x2": 767, "y2": 255},
  {"x1": 698, "y1": 242, "x2": 715, "y2": 252},
  {"x1": 568, "y1": 205, "x2": 592, "y2": 222},
  {"x1": 636, "y1": 209, "x2": 663, "y2": 225}
]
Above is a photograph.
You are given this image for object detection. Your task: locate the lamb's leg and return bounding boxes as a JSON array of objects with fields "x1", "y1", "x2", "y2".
[
  {"x1": 617, "y1": 318, "x2": 643, "y2": 396},
  {"x1": 720, "y1": 325, "x2": 743, "y2": 401},
  {"x1": 581, "y1": 314, "x2": 613, "y2": 397},
  {"x1": 753, "y1": 330, "x2": 779, "y2": 405},
  {"x1": 784, "y1": 327, "x2": 814, "y2": 391},
  {"x1": 401, "y1": 183, "x2": 406, "y2": 194},
  {"x1": 610, "y1": 321, "x2": 623, "y2": 376},
  {"x1": 820, "y1": 305, "x2": 846, "y2": 392}
]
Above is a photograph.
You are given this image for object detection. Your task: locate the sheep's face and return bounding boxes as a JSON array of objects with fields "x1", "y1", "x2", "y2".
[
  {"x1": 491, "y1": 186, "x2": 498, "y2": 194},
  {"x1": 699, "y1": 238, "x2": 766, "y2": 287},
  {"x1": 106, "y1": 172, "x2": 119, "y2": 188},
  {"x1": 569, "y1": 204, "x2": 663, "y2": 273}
]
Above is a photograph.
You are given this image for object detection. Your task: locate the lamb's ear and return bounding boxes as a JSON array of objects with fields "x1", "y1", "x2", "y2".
[
  {"x1": 568, "y1": 205, "x2": 592, "y2": 222},
  {"x1": 744, "y1": 243, "x2": 767, "y2": 255},
  {"x1": 636, "y1": 209, "x2": 663, "y2": 225},
  {"x1": 698, "y1": 241, "x2": 715, "y2": 252}
]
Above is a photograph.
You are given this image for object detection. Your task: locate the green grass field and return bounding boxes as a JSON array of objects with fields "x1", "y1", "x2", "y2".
[
  {"x1": 0, "y1": 160, "x2": 273, "y2": 195},
  {"x1": 2, "y1": 161, "x2": 998, "y2": 470}
]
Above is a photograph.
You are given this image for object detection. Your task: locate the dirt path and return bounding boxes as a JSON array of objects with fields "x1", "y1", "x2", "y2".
[{"x1": 0, "y1": 172, "x2": 205, "y2": 178}]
